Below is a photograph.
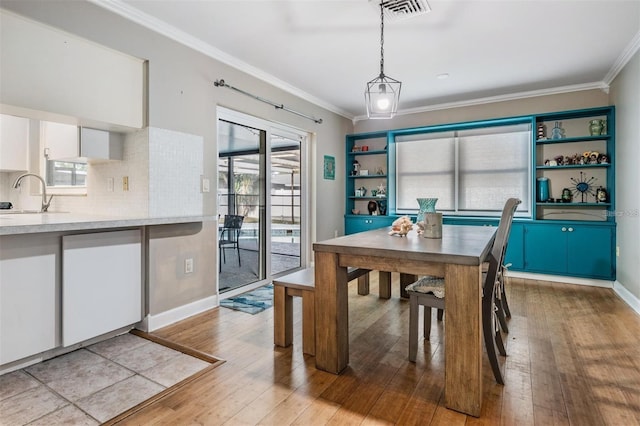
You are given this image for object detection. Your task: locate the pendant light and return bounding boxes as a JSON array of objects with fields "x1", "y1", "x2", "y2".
[{"x1": 365, "y1": 1, "x2": 401, "y2": 119}]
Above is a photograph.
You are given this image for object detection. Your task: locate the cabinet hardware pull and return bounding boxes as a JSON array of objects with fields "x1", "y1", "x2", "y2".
[
  {"x1": 568, "y1": 227, "x2": 573, "y2": 232},
  {"x1": 561, "y1": 227, "x2": 567, "y2": 232}
]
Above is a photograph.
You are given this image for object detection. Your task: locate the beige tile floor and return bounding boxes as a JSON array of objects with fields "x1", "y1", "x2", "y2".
[{"x1": 0, "y1": 333, "x2": 212, "y2": 425}]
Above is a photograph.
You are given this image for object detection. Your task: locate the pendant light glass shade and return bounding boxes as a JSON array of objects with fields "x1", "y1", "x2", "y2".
[
  {"x1": 365, "y1": 75, "x2": 401, "y2": 118},
  {"x1": 365, "y1": 1, "x2": 402, "y2": 119}
]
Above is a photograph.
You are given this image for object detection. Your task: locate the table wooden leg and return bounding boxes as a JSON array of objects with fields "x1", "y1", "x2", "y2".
[
  {"x1": 314, "y1": 251, "x2": 349, "y2": 374},
  {"x1": 379, "y1": 271, "x2": 391, "y2": 299},
  {"x1": 444, "y1": 263, "x2": 483, "y2": 417}
]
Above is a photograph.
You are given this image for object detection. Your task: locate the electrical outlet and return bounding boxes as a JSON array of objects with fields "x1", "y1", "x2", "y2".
[
  {"x1": 616, "y1": 246, "x2": 620, "y2": 257},
  {"x1": 185, "y1": 258, "x2": 194, "y2": 274},
  {"x1": 122, "y1": 176, "x2": 129, "y2": 191},
  {"x1": 107, "y1": 177, "x2": 114, "y2": 192}
]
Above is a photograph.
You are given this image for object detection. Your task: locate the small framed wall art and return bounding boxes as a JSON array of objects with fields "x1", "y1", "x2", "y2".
[{"x1": 323, "y1": 155, "x2": 335, "y2": 180}]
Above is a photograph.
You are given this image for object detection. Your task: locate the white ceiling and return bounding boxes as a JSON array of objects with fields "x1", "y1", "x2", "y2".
[{"x1": 98, "y1": 0, "x2": 640, "y2": 120}]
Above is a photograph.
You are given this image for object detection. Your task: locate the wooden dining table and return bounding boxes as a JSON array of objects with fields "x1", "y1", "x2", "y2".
[{"x1": 312, "y1": 225, "x2": 497, "y2": 417}]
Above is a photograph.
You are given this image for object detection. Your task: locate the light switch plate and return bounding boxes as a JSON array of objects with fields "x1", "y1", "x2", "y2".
[{"x1": 201, "y1": 176, "x2": 210, "y2": 193}]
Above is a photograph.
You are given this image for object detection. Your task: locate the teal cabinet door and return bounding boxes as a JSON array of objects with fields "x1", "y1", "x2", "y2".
[
  {"x1": 345, "y1": 216, "x2": 395, "y2": 235},
  {"x1": 504, "y1": 223, "x2": 524, "y2": 270},
  {"x1": 567, "y1": 226, "x2": 613, "y2": 279},
  {"x1": 523, "y1": 223, "x2": 615, "y2": 279},
  {"x1": 523, "y1": 224, "x2": 567, "y2": 274}
]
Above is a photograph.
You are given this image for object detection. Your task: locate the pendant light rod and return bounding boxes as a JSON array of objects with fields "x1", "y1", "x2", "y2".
[
  {"x1": 214, "y1": 79, "x2": 323, "y2": 124},
  {"x1": 379, "y1": 0, "x2": 385, "y2": 77},
  {"x1": 365, "y1": 1, "x2": 402, "y2": 119}
]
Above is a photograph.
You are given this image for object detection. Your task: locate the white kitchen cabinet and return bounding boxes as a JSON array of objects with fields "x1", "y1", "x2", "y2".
[
  {"x1": 62, "y1": 230, "x2": 142, "y2": 347},
  {"x1": 1, "y1": 10, "x2": 145, "y2": 129},
  {"x1": 79, "y1": 127, "x2": 123, "y2": 161},
  {"x1": 41, "y1": 121, "x2": 79, "y2": 161},
  {"x1": 42, "y1": 121, "x2": 123, "y2": 162},
  {"x1": 0, "y1": 234, "x2": 59, "y2": 365},
  {"x1": 0, "y1": 113, "x2": 29, "y2": 171}
]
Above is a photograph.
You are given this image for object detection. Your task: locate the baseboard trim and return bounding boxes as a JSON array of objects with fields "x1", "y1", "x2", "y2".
[
  {"x1": 139, "y1": 295, "x2": 219, "y2": 332},
  {"x1": 507, "y1": 271, "x2": 614, "y2": 288},
  {"x1": 613, "y1": 280, "x2": 640, "y2": 315}
]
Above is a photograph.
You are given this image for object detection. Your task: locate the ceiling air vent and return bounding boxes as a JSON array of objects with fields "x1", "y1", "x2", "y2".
[{"x1": 370, "y1": 0, "x2": 431, "y2": 21}]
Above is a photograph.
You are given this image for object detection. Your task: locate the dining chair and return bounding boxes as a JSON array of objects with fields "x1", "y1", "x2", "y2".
[
  {"x1": 406, "y1": 198, "x2": 521, "y2": 385},
  {"x1": 219, "y1": 214, "x2": 244, "y2": 272}
]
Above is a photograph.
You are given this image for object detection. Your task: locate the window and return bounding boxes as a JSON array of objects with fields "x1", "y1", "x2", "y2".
[
  {"x1": 395, "y1": 123, "x2": 531, "y2": 217},
  {"x1": 46, "y1": 160, "x2": 87, "y2": 187}
]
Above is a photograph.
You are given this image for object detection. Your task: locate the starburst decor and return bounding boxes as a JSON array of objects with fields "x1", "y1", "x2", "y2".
[{"x1": 570, "y1": 171, "x2": 597, "y2": 203}]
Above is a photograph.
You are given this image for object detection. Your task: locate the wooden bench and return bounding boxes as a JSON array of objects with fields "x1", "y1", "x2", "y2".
[{"x1": 273, "y1": 267, "x2": 371, "y2": 356}]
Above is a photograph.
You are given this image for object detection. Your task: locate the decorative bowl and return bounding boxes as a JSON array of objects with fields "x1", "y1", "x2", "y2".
[{"x1": 352, "y1": 209, "x2": 360, "y2": 215}]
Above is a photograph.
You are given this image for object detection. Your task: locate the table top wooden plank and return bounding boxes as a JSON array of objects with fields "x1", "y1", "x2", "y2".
[{"x1": 313, "y1": 225, "x2": 496, "y2": 266}]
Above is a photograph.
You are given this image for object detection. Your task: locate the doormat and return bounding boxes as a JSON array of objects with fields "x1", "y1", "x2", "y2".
[{"x1": 220, "y1": 284, "x2": 273, "y2": 314}]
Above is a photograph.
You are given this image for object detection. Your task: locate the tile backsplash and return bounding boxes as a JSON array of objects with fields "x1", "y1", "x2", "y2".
[{"x1": 0, "y1": 127, "x2": 204, "y2": 217}]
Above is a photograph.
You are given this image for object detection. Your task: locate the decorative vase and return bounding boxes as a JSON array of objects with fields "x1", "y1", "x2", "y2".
[
  {"x1": 416, "y1": 198, "x2": 438, "y2": 223},
  {"x1": 589, "y1": 119, "x2": 604, "y2": 136},
  {"x1": 537, "y1": 177, "x2": 550, "y2": 202},
  {"x1": 551, "y1": 121, "x2": 565, "y2": 140},
  {"x1": 367, "y1": 201, "x2": 378, "y2": 215}
]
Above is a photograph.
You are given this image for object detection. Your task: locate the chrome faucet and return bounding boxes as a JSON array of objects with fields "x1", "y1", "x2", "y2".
[{"x1": 12, "y1": 173, "x2": 53, "y2": 212}]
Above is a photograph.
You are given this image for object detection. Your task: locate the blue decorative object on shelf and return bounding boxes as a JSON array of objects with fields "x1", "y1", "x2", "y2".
[
  {"x1": 551, "y1": 121, "x2": 565, "y2": 140},
  {"x1": 537, "y1": 177, "x2": 550, "y2": 202}
]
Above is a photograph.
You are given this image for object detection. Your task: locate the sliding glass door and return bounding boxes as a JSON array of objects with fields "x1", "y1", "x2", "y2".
[
  {"x1": 270, "y1": 132, "x2": 301, "y2": 275},
  {"x1": 217, "y1": 110, "x2": 307, "y2": 295}
]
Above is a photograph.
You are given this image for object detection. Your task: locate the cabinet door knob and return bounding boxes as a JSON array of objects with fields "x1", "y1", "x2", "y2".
[
  {"x1": 568, "y1": 227, "x2": 574, "y2": 232},
  {"x1": 561, "y1": 227, "x2": 567, "y2": 232}
]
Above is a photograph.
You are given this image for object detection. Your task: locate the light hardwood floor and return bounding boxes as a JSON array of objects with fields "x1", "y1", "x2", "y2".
[{"x1": 113, "y1": 274, "x2": 640, "y2": 425}]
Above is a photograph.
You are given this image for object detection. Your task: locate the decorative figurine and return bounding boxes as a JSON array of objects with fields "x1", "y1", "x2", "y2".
[
  {"x1": 351, "y1": 160, "x2": 360, "y2": 176},
  {"x1": 598, "y1": 153, "x2": 609, "y2": 164},
  {"x1": 596, "y1": 187, "x2": 608, "y2": 203},
  {"x1": 377, "y1": 182, "x2": 386, "y2": 196},
  {"x1": 561, "y1": 188, "x2": 573, "y2": 203},
  {"x1": 367, "y1": 200, "x2": 378, "y2": 215},
  {"x1": 536, "y1": 123, "x2": 547, "y2": 140}
]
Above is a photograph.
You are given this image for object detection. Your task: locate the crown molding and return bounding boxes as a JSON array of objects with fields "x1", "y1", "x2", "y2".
[
  {"x1": 353, "y1": 82, "x2": 609, "y2": 122},
  {"x1": 604, "y1": 29, "x2": 640, "y2": 85},
  {"x1": 88, "y1": 0, "x2": 634, "y2": 126},
  {"x1": 88, "y1": 0, "x2": 354, "y2": 121}
]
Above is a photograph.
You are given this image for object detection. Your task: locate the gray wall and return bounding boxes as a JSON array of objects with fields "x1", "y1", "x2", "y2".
[{"x1": 610, "y1": 50, "x2": 640, "y2": 300}]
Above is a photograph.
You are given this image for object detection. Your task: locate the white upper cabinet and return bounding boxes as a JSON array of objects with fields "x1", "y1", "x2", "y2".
[
  {"x1": 0, "y1": 10, "x2": 146, "y2": 129},
  {"x1": 41, "y1": 121, "x2": 79, "y2": 161},
  {"x1": 0, "y1": 114, "x2": 29, "y2": 171},
  {"x1": 42, "y1": 121, "x2": 123, "y2": 162}
]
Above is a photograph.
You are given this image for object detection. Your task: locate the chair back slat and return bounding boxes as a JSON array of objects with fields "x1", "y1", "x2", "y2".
[
  {"x1": 224, "y1": 214, "x2": 244, "y2": 229},
  {"x1": 485, "y1": 198, "x2": 521, "y2": 295}
]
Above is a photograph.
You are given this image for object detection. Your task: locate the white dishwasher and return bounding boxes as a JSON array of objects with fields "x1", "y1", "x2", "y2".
[{"x1": 62, "y1": 229, "x2": 142, "y2": 347}]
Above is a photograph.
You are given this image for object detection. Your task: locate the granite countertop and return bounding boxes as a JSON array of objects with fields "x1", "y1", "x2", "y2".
[{"x1": 0, "y1": 212, "x2": 216, "y2": 235}]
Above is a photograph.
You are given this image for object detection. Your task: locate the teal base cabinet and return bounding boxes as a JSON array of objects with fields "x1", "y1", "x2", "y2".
[
  {"x1": 504, "y1": 223, "x2": 524, "y2": 271},
  {"x1": 523, "y1": 222, "x2": 615, "y2": 280},
  {"x1": 345, "y1": 215, "x2": 396, "y2": 235}
]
